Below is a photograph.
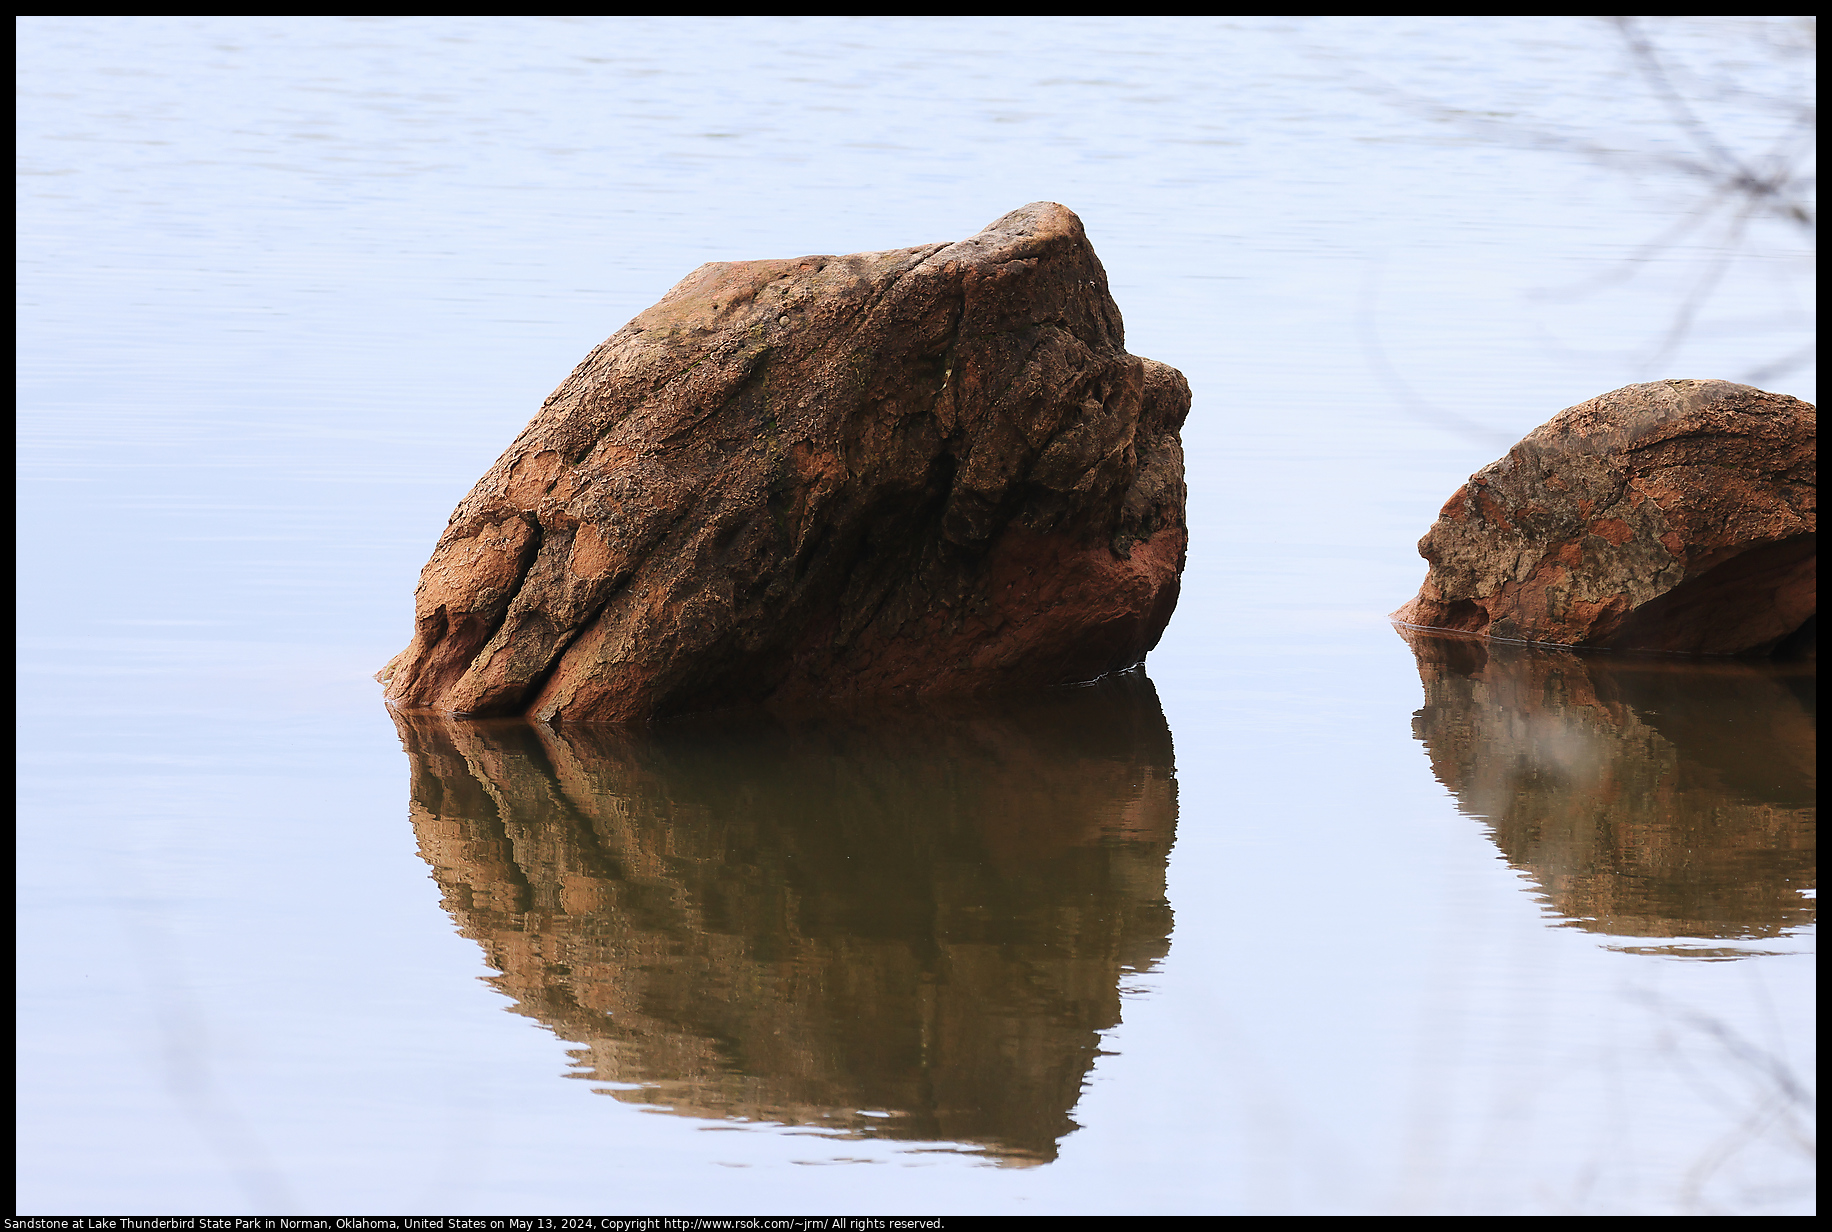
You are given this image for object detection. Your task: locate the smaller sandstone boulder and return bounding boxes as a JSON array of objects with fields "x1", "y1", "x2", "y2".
[{"x1": 1393, "y1": 380, "x2": 1815, "y2": 655}]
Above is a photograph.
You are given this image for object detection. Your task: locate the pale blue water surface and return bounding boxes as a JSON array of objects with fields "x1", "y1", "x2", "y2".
[{"x1": 17, "y1": 16, "x2": 1815, "y2": 1216}]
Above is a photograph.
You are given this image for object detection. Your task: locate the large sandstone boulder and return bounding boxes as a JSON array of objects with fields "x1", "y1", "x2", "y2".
[
  {"x1": 1393, "y1": 380, "x2": 1815, "y2": 655},
  {"x1": 380, "y1": 202, "x2": 1189, "y2": 722}
]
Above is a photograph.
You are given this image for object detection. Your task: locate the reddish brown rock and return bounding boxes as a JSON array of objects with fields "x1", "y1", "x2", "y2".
[
  {"x1": 1393, "y1": 380, "x2": 1815, "y2": 655},
  {"x1": 380, "y1": 203, "x2": 1189, "y2": 722}
]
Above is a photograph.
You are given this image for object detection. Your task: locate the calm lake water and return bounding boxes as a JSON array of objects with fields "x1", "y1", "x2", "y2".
[{"x1": 16, "y1": 16, "x2": 1815, "y2": 1216}]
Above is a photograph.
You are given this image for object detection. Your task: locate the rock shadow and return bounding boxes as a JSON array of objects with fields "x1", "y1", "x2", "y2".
[
  {"x1": 1400, "y1": 628, "x2": 1815, "y2": 954},
  {"x1": 392, "y1": 671, "x2": 1178, "y2": 1164}
]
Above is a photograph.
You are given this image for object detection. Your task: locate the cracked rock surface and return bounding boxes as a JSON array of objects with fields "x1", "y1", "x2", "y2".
[
  {"x1": 380, "y1": 202, "x2": 1190, "y2": 722},
  {"x1": 1394, "y1": 380, "x2": 1815, "y2": 655}
]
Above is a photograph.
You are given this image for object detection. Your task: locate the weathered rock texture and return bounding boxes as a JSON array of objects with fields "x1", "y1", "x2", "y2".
[
  {"x1": 1393, "y1": 380, "x2": 1815, "y2": 655},
  {"x1": 1402, "y1": 628, "x2": 1815, "y2": 947},
  {"x1": 381, "y1": 203, "x2": 1189, "y2": 722},
  {"x1": 395, "y1": 674, "x2": 1177, "y2": 1163}
]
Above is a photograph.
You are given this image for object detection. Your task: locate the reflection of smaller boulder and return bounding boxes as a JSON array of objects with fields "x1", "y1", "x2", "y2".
[
  {"x1": 395, "y1": 672, "x2": 1179, "y2": 1163},
  {"x1": 1400, "y1": 628, "x2": 1815, "y2": 946},
  {"x1": 1394, "y1": 380, "x2": 1815, "y2": 655}
]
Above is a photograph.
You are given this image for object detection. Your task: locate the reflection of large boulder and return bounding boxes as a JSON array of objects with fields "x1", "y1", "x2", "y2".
[
  {"x1": 380, "y1": 202, "x2": 1189, "y2": 723},
  {"x1": 1401, "y1": 629, "x2": 1815, "y2": 946},
  {"x1": 1394, "y1": 380, "x2": 1815, "y2": 654},
  {"x1": 396, "y1": 672, "x2": 1178, "y2": 1163}
]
